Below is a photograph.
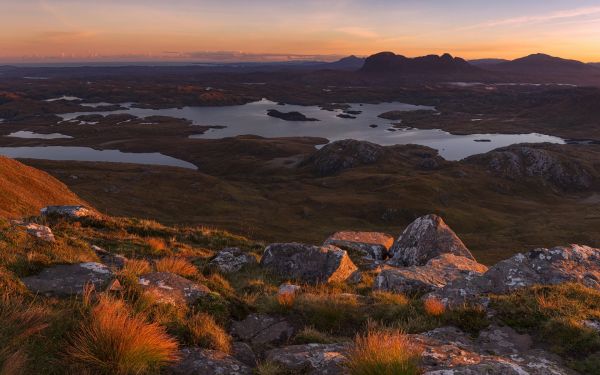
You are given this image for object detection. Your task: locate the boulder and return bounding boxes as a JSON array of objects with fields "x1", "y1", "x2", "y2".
[
  {"x1": 22, "y1": 262, "x2": 112, "y2": 296},
  {"x1": 260, "y1": 243, "x2": 358, "y2": 284},
  {"x1": 208, "y1": 248, "x2": 257, "y2": 274},
  {"x1": 324, "y1": 231, "x2": 393, "y2": 260},
  {"x1": 23, "y1": 223, "x2": 55, "y2": 242},
  {"x1": 388, "y1": 214, "x2": 474, "y2": 266},
  {"x1": 231, "y1": 342, "x2": 256, "y2": 367},
  {"x1": 137, "y1": 272, "x2": 210, "y2": 306},
  {"x1": 40, "y1": 205, "x2": 97, "y2": 219},
  {"x1": 230, "y1": 314, "x2": 295, "y2": 347},
  {"x1": 414, "y1": 326, "x2": 573, "y2": 375},
  {"x1": 92, "y1": 245, "x2": 126, "y2": 269},
  {"x1": 301, "y1": 139, "x2": 385, "y2": 176},
  {"x1": 427, "y1": 244, "x2": 600, "y2": 306},
  {"x1": 264, "y1": 343, "x2": 350, "y2": 375},
  {"x1": 374, "y1": 254, "x2": 488, "y2": 294},
  {"x1": 168, "y1": 348, "x2": 252, "y2": 375}
]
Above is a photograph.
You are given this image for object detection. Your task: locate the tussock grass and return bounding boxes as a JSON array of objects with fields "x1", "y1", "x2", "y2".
[
  {"x1": 293, "y1": 326, "x2": 339, "y2": 345},
  {"x1": 423, "y1": 298, "x2": 445, "y2": 317},
  {"x1": 144, "y1": 237, "x2": 168, "y2": 254},
  {"x1": 154, "y1": 257, "x2": 198, "y2": 277},
  {"x1": 120, "y1": 259, "x2": 151, "y2": 280},
  {"x1": 184, "y1": 312, "x2": 231, "y2": 353}
]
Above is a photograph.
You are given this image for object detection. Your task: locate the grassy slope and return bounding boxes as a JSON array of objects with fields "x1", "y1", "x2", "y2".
[{"x1": 0, "y1": 157, "x2": 84, "y2": 218}]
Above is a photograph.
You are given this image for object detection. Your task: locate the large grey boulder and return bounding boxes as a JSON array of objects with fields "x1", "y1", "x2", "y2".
[
  {"x1": 261, "y1": 243, "x2": 358, "y2": 284},
  {"x1": 208, "y1": 248, "x2": 257, "y2": 274},
  {"x1": 22, "y1": 262, "x2": 112, "y2": 296},
  {"x1": 137, "y1": 272, "x2": 210, "y2": 306},
  {"x1": 23, "y1": 223, "x2": 55, "y2": 242},
  {"x1": 168, "y1": 348, "x2": 252, "y2": 375},
  {"x1": 388, "y1": 214, "x2": 474, "y2": 266},
  {"x1": 427, "y1": 244, "x2": 600, "y2": 306},
  {"x1": 324, "y1": 231, "x2": 393, "y2": 261},
  {"x1": 41, "y1": 205, "x2": 97, "y2": 219},
  {"x1": 264, "y1": 343, "x2": 350, "y2": 375},
  {"x1": 375, "y1": 254, "x2": 488, "y2": 294},
  {"x1": 301, "y1": 139, "x2": 385, "y2": 176},
  {"x1": 230, "y1": 314, "x2": 295, "y2": 347}
]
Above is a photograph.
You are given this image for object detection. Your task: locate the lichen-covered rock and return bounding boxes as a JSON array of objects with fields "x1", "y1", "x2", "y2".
[
  {"x1": 230, "y1": 314, "x2": 295, "y2": 347},
  {"x1": 428, "y1": 244, "x2": 600, "y2": 306},
  {"x1": 388, "y1": 214, "x2": 474, "y2": 266},
  {"x1": 231, "y1": 342, "x2": 256, "y2": 367},
  {"x1": 137, "y1": 272, "x2": 210, "y2": 306},
  {"x1": 22, "y1": 262, "x2": 112, "y2": 296},
  {"x1": 208, "y1": 248, "x2": 257, "y2": 274},
  {"x1": 375, "y1": 254, "x2": 487, "y2": 294},
  {"x1": 23, "y1": 223, "x2": 55, "y2": 242},
  {"x1": 415, "y1": 326, "x2": 574, "y2": 375},
  {"x1": 264, "y1": 343, "x2": 351, "y2": 375},
  {"x1": 301, "y1": 139, "x2": 385, "y2": 176},
  {"x1": 324, "y1": 231, "x2": 393, "y2": 260},
  {"x1": 168, "y1": 348, "x2": 252, "y2": 375},
  {"x1": 261, "y1": 243, "x2": 358, "y2": 284},
  {"x1": 40, "y1": 205, "x2": 97, "y2": 219}
]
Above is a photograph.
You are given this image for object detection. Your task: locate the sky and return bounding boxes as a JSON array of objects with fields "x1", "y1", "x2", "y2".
[{"x1": 1, "y1": 0, "x2": 600, "y2": 63}]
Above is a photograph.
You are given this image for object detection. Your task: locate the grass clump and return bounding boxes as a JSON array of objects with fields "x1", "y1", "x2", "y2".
[
  {"x1": 154, "y1": 257, "x2": 198, "y2": 278},
  {"x1": 293, "y1": 326, "x2": 339, "y2": 345},
  {"x1": 184, "y1": 312, "x2": 231, "y2": 353},
  {"x1": 423, "y1": 298, "x2": 445, "y2": 317},
  {"x1": 346, "y1": 327, "x2": 421, "y2": 375}
]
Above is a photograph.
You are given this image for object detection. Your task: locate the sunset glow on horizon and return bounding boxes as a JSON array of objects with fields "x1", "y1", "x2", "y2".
[{"x1": 2, "y1": 0, "x2": 600, "y2": 63}]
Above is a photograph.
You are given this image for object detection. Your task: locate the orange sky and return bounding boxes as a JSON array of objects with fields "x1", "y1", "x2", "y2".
[{"x1": 1, "y1": 0, "x2": 600, "y2": 62}]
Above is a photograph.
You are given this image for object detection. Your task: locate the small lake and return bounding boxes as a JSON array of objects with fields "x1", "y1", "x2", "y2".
[
  {"x1": 59, "y1": 99, "x2": 565, "y2": 160},
  {"x1": 0, "y1": 146, "x2": 196, "y2": 169}
]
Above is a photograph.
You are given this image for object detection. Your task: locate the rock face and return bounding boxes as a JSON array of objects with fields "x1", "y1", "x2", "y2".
[
  {"x1": 415, "y1": 326, "x2": 573, "y2": 375},
  {"x1": 388, "y1": 214, "x2": 474, "y2": 266},
  {"x1": 40, "y1": 205, "x2": 97, "y2": 218},
  {"x1": 260, "y1": 243, "x2": 358, "y2": 284},
  {"x1": 22, "y1": 262, "x2": 112, "y2": 296},
  {"x1": 230, "y1": 314, "x2": 295, "y2": 347},
  {"x1": 375, "y1": 254, "x2": 488, "y2": 294},
  {"x1": 208, "y1": 248, "x2": 257, "y2": 274},
  {"x1": 301, "y1": 139, "x2": 385, "y2": 176},
  {"x1": 428, "y1": 244, "x2": 600, "y2": 306},
  {"x1": 23, "y1": 223, "x2": 55, "y2": 242},
  {"x1": 267, "y1": 109, "x2": 319, "y2": 122},
  {"x1": 324, "y1": 231, "x2": 393, "y2": 261},
  {"x1": 168, "y1": 348, "x2": 252, "y2": 375},
  {"x1": 137, "y1": 272, "x2": 210, "y2": 306},
  {"x1": 465, "y1": 144, "x2": 593, "y2": 191},
  {"x1": 264, "y1": 343, "x2": 350, "y2": 375}
]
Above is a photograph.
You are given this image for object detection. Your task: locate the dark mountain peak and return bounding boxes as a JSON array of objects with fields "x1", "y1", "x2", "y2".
[
  {"x1": 499, "y1": 53, "x2": 590, "y2": 70},
  {"x1": 360, "y1": 51, "x2": 476, "y2": 76}
]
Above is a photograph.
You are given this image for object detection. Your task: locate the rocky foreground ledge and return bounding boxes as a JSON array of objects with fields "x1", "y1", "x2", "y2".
[{"x1": 6, "y1": 206, "x2": 600, "y2": 374}]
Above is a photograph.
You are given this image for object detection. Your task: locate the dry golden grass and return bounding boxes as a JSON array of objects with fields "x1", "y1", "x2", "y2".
[
  {"x1": 67, "y1": 296, "x2": 178, "y2": 375},
  {"x1": 0, "y1": 349, "x2": 28, "y2": 375},
  {"x1": 145, "y1": 237, "x2": 167, "y2": 253},
  {"x1": 346, "y1": 328, "x2": 422, "y2": 375},
  {"x1": 120, "y1": 259, "x2": 152, "y2": 279},
  {"x1": 185, "y1": 312, "x2": 231, "y2": 353},
  {"x1": 423, "y1": 298, "x2": 446, "y2": 317},
  {"x1": 276, "y1": 291, "x2": 296, "y2": 309},
  {"x1": 154, "y1": 257, "x2": 198, "y2": 277}
]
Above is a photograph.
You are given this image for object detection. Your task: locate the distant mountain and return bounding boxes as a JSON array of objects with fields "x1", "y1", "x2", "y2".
[
  {"x1": 468, "y1": 58, "x2": 509, "y2": 66},
  {"x1": 590, "y1": 63, "x2": 600, "y2": 68},
  {"x1": 321, "y1": 55, "x2": 365, "y2": 70},
  {"x1": 489, "y1": 53, "x2": 596, "y2": 74}
]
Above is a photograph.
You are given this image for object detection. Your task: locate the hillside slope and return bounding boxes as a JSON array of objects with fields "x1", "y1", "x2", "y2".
[{"x1": 0, "y1": 156, "x2": 84, "y2": 217}]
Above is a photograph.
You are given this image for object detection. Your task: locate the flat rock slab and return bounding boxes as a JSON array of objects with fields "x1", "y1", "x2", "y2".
[
  {"x1": 375, "y1": 254, "x2": 487, "y2": 294},
  {"x1": 41, "y1": 205, "x2": 97, "y2": 219},
  {"x1": 265, "y1": 343, "x2": 351, "y2": 375},
  {"x1": 138, "y1": 272, "x2": 210, "y2": 306},
  {"x1": 388, "y1": 214, "x2": 474, "y2": 267},
  {"x1": 208, "y1": 248, "x2": 257, "y2": 274},
  {"x1": 231, "y1": 313, "x2": 295, "y2": 347},
  {"x1": 168, "y1": 348, "x2": 252, "y2": 375},
  {"x1": 22, "y1": 262, "x2": 112, "y2": 296},
  {"x1": 260, "y1": 243, "x2": 357, "y2": 284},
  {"x1": 23, "y1": 223, "x2": 55, "y2": 242},
  {"x1": 324, "y1": 231, "x2": 393, "y2": 260}
]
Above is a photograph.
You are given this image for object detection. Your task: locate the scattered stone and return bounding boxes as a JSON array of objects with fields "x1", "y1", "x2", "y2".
[
  {"x1": 208, "y1": 248, "x2": 257, "y2": 274},
  {"x1": 301, "y1": 139, "x2": 385, "y2": 176},
  {"x1": 169, "y1": 348, "x2": 252, "y2": 375},
  {"x1": 428, "y1": 244, "x2": 600, "y2": 306},
  {"x1": 23, "y1": 223, "x2": 55, "y2": 242},
  {"x1": 40, "y1": 205, "x2": 97, "y2": 219},
  {"x1": 22, "y1": 262, "x2": 112, "y2": 297},
  {"x1": 388, "y1": 214, "x2": 474, "y2": 266},
  {"x1": 137, "y1": 272, "x2": 210, "y2": 306},
  {"x1": 375, "y1": 254, "x2": 487, "y2": 294},
  {"x1": 324, "y1": 231, "x2": 393, "y2": 261},
  {"x1": 264, "y1": 343, "x2": 350, "y2": 375},
  {"x1": 231, "y1": 342, "x2": 257, "y2": 367},
  {"x1": 231, "y1": 314, "x2": 295, "y2": 347},
  {"x1": 261, "y1": 243, "x2": 358, "y2": 284}
]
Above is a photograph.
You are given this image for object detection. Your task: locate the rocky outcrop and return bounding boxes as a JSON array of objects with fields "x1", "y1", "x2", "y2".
[
  {"x1": 260, "y1": 243, "x2": 358, "y2": 284},
  {"x1": 428, "y1": 244, "x2": 600, "y2": 306},
  {"x1": 301, "y1": 140, "x2": 385, "y2": 176},
  {"x1": 92, "y1": 245, "x2": 126, "y2": 269},
  {"x1": 267, "y1": 109, "x2": 318, "y2": 122},
  {"x1": 231, "y1": 342, "x2": 256, "y2": 366},
  {"x1": 137, "y1": 272, "x2": 211, "y2": 306},
  {"x1": 414, "y1": 326, "x2": 573, "y2": 374},
  {"x1": 375, "y1": 254, "x2": 487, "y2": 294},
  {"x1": 23, "y1": 223, "x2": 55, "y2": 242},
  {"x1": 22, "y1": 262, "x2": 112, "y2": 296},
  {"x1": 41, "y1": 205, "x2": 97, "y2": 219},
  {"x1": 465, "y1": 144, "x2": 594, "y2": 191},
  {"x1": 208, "y1": 248, "x2": 257, "y2": 274},
  {"x1": 168, "y1": 348, "x2": 252, "y2": 375},
  {"x1": 230, "y1": 314, "x2": 295, "y2": 347},
  {"x1": 264, "y1": 343, "x2": 350, "y2": 375},
  {"x1": 324, "y1": 231, "x2": 393, "y2": 261},
  {"x1": 388, "y1": 214, "x2": 474, "y2": 266}
]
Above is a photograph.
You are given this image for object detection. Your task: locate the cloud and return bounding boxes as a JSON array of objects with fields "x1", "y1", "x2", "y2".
[
  {"x1": 336, "y1": 26, "x2": 379, "y2": 39},
  {"x1": 464, "y1": 6, "x2": 600, "y2": 29}
]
